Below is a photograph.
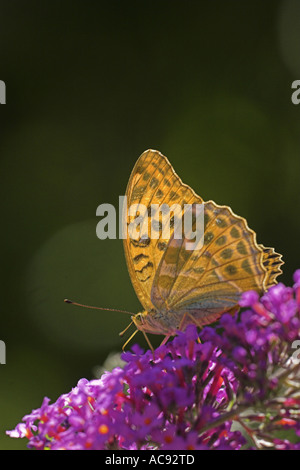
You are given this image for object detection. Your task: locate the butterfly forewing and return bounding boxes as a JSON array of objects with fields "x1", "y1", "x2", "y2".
[{"x1": 123, "y1": 149, "x2": 203, "y2": 312}]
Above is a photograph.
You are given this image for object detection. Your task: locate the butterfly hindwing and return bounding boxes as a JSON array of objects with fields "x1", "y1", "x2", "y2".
[{"x1": 151, "y1": 200, "x2": 283, "y2": 326}]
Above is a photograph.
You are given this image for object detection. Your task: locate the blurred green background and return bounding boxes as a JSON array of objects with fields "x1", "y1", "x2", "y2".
[{"x1": 1, "y1": 0, "x2": 300, "y2": 449}]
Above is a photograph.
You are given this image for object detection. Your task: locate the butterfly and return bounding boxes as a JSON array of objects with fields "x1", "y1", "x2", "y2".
[{"x1": 121, "y1": 149, "x2": 283, "y2": 349}]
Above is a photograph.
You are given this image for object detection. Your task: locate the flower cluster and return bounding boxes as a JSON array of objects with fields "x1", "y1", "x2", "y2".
[
  {"x1": 7, "y1": 272, "x2": 300, "y2": 449},
  {"x1": 200, "y1": 271, "x2": 300, "y2": 448},
  {"x1": 6, "y1": 326, "x2": 244, "y2": 450}
]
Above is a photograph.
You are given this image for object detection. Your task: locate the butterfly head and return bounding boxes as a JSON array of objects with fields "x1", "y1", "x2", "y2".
[
  {"x1": 131, "y1": 310, "x2": 175, "y2": 336},
  {"x1": 131, "y1": 310, "x2": 161, "y2": 335},
  {"x1": 132, "y1": 311, "x2": 147, "y2": 329}
]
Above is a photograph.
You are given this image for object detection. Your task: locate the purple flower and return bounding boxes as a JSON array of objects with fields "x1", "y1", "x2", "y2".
[
  {"x1": 7, "y1": 272, "x2": 300, "y2": 450},
  {"x1": 239, "y1": 290, "x2": 259, "y2": 307},
  {"x1": 294, "y1": 269, "x2": 300, "y2": 286},
  {"x1": 7, "y1": 324, "x2": 243, "y2": 450}
]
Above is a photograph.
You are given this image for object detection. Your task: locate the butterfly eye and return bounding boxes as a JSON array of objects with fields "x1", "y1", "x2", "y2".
[{"x1": 136, "y1": 313, "x2": 146, "y2": 325}]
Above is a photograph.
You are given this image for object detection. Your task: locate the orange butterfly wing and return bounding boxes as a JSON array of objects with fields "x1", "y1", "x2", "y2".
[{"x1": 124, "y1": 149, "x2": 283, "y2": 331}]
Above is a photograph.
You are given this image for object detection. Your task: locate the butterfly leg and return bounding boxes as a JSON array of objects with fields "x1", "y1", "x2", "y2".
[
  {"x1": 177, "y1": 311, "x2": 201, "y2": 330},
  {"x1": 122, "y1": 329, "x2": 139, "y2": 351},
  {"x1": 159, "y1": 312, "x2": 202, "y2": 348},
  {"x1": 160, "y1": 334, "x2": 171, "y2": 347},
  {"x1": 187, "y1": 312, "x2": 203, "y2": 329},
  {"x1": 141, "y1": 330, "x2": 155, "y2": 359}
]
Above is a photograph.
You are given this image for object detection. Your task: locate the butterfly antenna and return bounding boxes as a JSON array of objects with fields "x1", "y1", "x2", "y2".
[
  {"x1": 65, "y1": 300, "x2": 154, "y2": 355},
  {"x1": 64, "y1": 299, "x2": 134, "y2": 316}
]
